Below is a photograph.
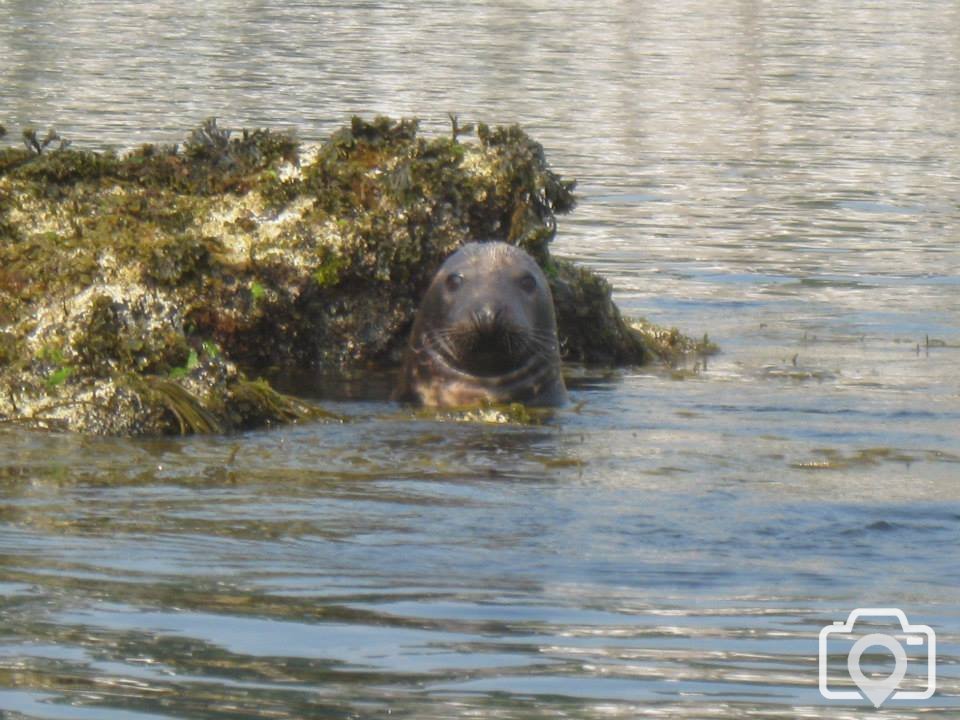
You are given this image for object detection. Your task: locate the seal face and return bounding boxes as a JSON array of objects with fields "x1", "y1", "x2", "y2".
[{"x1": 397, "y1": 242, "x2": 567, "y2": 407}]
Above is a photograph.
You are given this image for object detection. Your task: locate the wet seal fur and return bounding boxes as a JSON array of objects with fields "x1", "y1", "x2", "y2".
[{"x1": 396, "y1": 242, "x2": 567, "y2": 407}]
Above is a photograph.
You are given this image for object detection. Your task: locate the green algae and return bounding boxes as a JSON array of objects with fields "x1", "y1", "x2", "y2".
[
  {"x1": 127, "y1": 375, "x2": 224, "y2": 435},
  {"x1": 413, "y1": 401, "x2": 553, "y2": 426},
  {"x1": 791, "y1": 447, "x2": 917, "y2": 471},
  {"x1": 0, "y1": 115, "x2": 703, "y2": 435}
]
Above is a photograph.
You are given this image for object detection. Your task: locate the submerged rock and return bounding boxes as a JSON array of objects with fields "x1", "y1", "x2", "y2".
[{"x1": 0, "y1": 116, "x2": 708, "y2": 434}]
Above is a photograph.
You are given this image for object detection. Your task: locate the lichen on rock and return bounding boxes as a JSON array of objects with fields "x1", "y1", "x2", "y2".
[{"x1": 0, "y1": 116, "x2": 707, "y2": 435}]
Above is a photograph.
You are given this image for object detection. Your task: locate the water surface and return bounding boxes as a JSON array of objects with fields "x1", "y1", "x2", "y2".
[{"x1": 1, "y1": 1, "x2": 959, "y2": 718}]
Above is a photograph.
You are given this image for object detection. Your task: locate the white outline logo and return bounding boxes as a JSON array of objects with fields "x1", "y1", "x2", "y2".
[{"x1": 819, "y1": 608, "x2": 936, "y2": 708}]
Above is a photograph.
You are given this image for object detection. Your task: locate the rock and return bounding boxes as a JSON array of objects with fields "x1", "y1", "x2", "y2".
[{"x1": 0, "y1": 116, "x2": 707, "y2": 434}]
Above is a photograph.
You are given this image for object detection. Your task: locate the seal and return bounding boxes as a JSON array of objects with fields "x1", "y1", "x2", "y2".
[{"x1": 396, "y1": 242, "x2": 567, "y2": 407}]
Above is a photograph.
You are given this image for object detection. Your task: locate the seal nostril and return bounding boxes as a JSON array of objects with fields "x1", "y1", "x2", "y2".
[{"x1": 473, "y1": 305, "x2": 498, "y2": 332}]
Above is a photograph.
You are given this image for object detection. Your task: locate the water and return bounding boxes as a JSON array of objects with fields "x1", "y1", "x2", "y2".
[{"x1": 1, "y1": 1, "x2": 959, "y2": 717}]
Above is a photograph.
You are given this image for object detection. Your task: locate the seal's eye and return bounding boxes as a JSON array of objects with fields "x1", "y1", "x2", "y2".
[
  {"x1": 445, "y1": 272, "x2": 464, "y2": 292},
  {"x1": 518, "y1": 272, "x2": 538, "y2": 293}
]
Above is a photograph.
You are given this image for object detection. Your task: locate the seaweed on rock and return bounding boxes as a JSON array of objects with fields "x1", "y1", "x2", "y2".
[{"x1": 0, "y1": 116, "x2": 704, "y2": 435}]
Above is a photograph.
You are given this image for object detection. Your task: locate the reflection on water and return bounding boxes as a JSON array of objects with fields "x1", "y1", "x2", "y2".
[{"x1": 2, "y1": 1, "x2": 960, "y2": 718}]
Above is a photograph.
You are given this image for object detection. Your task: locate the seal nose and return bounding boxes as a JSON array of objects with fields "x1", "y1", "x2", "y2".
[{"x1": 472, "y1": 303, "x2": 500, "y2": 333}]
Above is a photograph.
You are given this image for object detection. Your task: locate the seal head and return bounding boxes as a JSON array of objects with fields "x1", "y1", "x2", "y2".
[{"x1": 397, "y1": 242, "x2": 567, "y2": 407}]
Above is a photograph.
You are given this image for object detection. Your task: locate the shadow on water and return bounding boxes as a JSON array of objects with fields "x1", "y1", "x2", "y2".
[{"x1": 270, "y1": 367, "x2": 400, "y2": 405}]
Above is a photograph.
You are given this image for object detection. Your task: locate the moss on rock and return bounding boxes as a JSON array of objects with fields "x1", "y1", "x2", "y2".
[{"x1": 0, "y1": 116, "x2": 705, "y2": 435}]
